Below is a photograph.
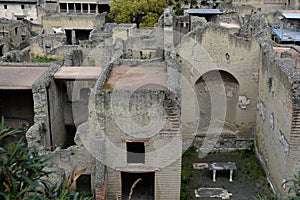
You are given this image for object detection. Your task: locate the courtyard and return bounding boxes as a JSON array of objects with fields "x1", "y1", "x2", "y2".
[{"x1": 181, "y1": 146, "x2": 275, "y2": 200}]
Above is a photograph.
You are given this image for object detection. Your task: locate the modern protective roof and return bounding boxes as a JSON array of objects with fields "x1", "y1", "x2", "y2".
[
  {"x1": 54, "y1": 67, "x2": 102, "y2": 81},
  {"x1": 280, "y1": 10, "x2": 300, "y2": 19},
  {"x1": 0, "y1": 0, "x2": 37, "y2": 3},
  {"x1": 188, "y1": 9, "x2": 222, "y2": 15},
  {"x1": 0, "y1": 66, "x2": 47, "y2": 90},
  {"x1": 105, "y1": 65, "x2": 167, "y2": 90}
]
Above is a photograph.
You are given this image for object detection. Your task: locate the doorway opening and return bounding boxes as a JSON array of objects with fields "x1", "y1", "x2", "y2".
[{"x1": 121, "y1": 172, "x2": 154, "y2": 200}]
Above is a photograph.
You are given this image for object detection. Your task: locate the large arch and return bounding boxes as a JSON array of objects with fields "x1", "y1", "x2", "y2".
[{"x1": 195, "y1": 70, "x2": 240, "y2": 133}]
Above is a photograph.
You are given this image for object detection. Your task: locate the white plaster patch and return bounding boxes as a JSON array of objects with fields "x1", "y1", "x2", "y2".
[
  {"x1": 279, "y1": 131, "x2": 289, "y2": 153},
  {"x1": 270, "y1": 112, "x2": 274, "y2": 130},
  {"x1": 257, "y1": 100, "x2": 266, "y2": 121},
  {"x1": 238, "y1": 95, "x2": 251, "y2": 109},
  {"x1": 52, "y1": 27, "x2": 65, "y2": 34}
]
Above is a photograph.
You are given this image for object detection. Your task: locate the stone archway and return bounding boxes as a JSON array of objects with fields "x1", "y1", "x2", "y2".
[{"x1": 195, "y1": 70, "x2": 239, "y2": 132}]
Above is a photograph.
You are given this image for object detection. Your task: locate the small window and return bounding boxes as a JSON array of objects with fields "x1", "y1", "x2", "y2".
[
  {"x1": 15, "y1": 27, "x2": 18, "y2": 35},
  {"x1": 4, "y1": 5, "x2": 7, "y2": 9},
  {"x1": 21, "y1": 5, "x2": 25, "y2": 9},
  {"x1": 127, "y1": 142, "x2": 145, "y2": 164}
]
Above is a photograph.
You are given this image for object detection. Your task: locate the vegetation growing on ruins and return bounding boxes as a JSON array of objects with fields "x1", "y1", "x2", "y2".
[
  {"x1": 31, "y1": 56, "x2": 57, "y2": 63},
  {"x1": 0, "y1": 117, "x2": 92, "y2": 200},
  {"x1": 109, "y1": 0, "x2": 167, "y2": 28}
]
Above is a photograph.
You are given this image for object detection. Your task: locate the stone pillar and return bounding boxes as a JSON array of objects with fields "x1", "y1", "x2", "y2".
[
  {"x1": 66, "y1": 3, "x2": 69, "y2": 13},
  {"x1": 96, "y1": 4, "x2": 98, "y2": 13},
  {"x1": 81, "y1": 3, "x2": 83, "y2": 13},
  {"x1": 88, "y1": 3, "x2": 90, "y2": 13},
  {"x1": 71, "y1": 30, "x2": 76, "y2": 45}
]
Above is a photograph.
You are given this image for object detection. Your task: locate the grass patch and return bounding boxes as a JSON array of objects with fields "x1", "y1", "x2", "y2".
[
  {"x1": 181, "y1": 146, "x2": 198, "y2": 200},
  {"x1": 31, "y1": 56, "x2": 57, "y2": 63},
  {"x1": 88, "y1": 59, "x2": 96, "y2": 66}
]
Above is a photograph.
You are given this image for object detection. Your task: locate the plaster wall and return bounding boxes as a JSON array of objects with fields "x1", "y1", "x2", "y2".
[
  {"x1": 177, "y1": 25, "x2": 261, "y2": 138},
  {"x1": 0, "y1": 3, "x2": 38, "y2": 23}
]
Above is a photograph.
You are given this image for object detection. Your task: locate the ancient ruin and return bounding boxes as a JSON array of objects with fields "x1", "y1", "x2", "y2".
[{"x1": 1, "y1": 0, "x2": 300, "y2": 199}]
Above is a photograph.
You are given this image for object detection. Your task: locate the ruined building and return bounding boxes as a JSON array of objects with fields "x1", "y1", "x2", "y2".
[{"x1": 1, "y1": 1, "x2": 300, "y2": 199}]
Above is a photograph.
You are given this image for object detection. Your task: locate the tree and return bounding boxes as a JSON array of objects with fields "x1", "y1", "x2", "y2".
[
  {"x1": 0, "y1": 117, "x2": 92, "y2": 200},
  {"x1": 108, "y1": 0, "x2": 167, "y2": 28}
]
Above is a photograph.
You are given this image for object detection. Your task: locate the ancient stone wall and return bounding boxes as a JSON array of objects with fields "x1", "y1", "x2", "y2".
[
  {"x1": 177, "y1": 23, "x2": 261, "y2": 139},
  {"x1": 42, "y1": 14, "x2": 105, "y2": 34},
  {"x1": 0, "y1": 3, "x2": 38, "y2": 23},
  {"x1": 100, "y1": 90, "x2": 181, "y2": 200},
  {"x1": 26, "y1": 62, "x2": 62, "y2": 149}
]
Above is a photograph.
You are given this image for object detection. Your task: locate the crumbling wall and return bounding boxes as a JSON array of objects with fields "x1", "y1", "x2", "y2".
[
  {"x1": 256, "y1": 46, "x2": 293, "y2": 196},
  {"x1": 64, "y1": 49, "x2": 83, "y2": 66},
  {"x1": 177, "y1": 23, "x2": 261, "y2": 139},
  {"x1": 246, "y1": 13, "x2": 300, "y2": 197},
  {"x1": 100, "y1": 90, "x2": 181, "y2": 200},
  {"x1": 30, "y1": 34, "x2": 66, "y2": 58},
  {"x1": 26, "y1": 62, "x2": 62, "y2": 149}
]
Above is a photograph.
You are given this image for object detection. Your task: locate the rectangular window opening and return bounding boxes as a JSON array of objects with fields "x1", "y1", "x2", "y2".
[
  {"x1": 60, "y1": 3, "x2": 67, "y2": 12},
  {"x1": 127, "y1": 142, "x2": 145, "y2": 164},
  {"x1": 4, "y1": 5, "x2": 7, "y2": 9},
  {"x1": 21, "y1": 5, "x2": 24, "y2": 9}
]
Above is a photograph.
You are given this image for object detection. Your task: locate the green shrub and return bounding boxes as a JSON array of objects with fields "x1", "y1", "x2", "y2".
[{"x1": 0, "y1": 117, "x2": 93, "y2": 200}]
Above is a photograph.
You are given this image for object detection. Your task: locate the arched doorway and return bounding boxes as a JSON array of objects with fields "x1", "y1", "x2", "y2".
[{"x1": 195, "y1": 70, "x2": 239, "y2": 131}]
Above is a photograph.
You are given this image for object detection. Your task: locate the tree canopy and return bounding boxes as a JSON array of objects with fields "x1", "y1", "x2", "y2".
[{"x1": 109, "y1": 0, "x2": 167, "y2": 28}]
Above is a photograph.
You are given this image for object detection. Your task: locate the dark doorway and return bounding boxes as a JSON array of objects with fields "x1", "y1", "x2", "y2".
[
  {"x1": 98, "y1": 4, "x2": 110, "y2": 13},
  {"x1": 68, "y1": 3, "x2": 74, "y2": 13},
  {"x1": 60, "y1": 3, "x2": 67, "y2": 12},
  {"x1": 63, "y1": 124, "x2": 76, "y2": 148},
  {"x1": 90, "y1": 4, "x2": 97, "y2": 13},
  {"x1": 75, "y1": 29, "x2": 91, "y2": 44},
  {"x1": 127, "y1": 142, "x2": 145, "y2": 164},
  {"x1": 75, "y1": 3, "x2": 81, "y2": 13},
  {"x1": 0, "y1": 45, "x2": 3, "y2": 56},
  {"x1": 65, "y1": 29, "x2": 72, "y2": 45},
  {"x1": 121, "y1": 172, "x2": 154, "y2": 200},
  {"x1": 76, "y1": 174, "x2": 92, "y2": 195}
]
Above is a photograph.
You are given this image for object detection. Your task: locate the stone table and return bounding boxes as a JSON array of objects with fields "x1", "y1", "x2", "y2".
[{"x1": 209, "y1": 162, "x2": 237, "y2": 182}]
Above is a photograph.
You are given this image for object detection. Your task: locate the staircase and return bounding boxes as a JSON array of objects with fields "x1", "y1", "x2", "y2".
[
  {"x1": 291, "y1": 105, "x2": 300, "y2": 146},
  {"x1": 159, "y1": 95, "x2": 180, "y2": 135}
]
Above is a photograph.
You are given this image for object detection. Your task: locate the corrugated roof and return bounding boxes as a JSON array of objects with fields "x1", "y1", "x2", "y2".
[
  {"x1": 0, "y1": 0, "x2": 37, "y2": 3},
  {"x1": 0, "y1": 67, "x2": 47, "y2": 90},
  {"x1": 281, "y1": 10, "x2": 300, "y2": 19},
  {"x1": 54, "y1": 67, "x2": 102, "y2": 81},
  {"x1": 188, "y1": 9, "x2": 222, "y2": 15}
]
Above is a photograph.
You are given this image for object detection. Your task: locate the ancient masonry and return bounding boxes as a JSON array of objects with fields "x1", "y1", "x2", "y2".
[{"x1": 1, "y1": 0, "x2": 300, "y2": 199}]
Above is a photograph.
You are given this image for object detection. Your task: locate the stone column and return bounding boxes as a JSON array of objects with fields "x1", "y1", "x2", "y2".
[
  {"x1": 88, "y1": 3, "x2": 90, "y2": 13},
  {"x1": 71, "y1": 30, "x2": 76, "y2": 45},
  {"x1": 66, "y1": 3, "x2": 69, "y2": 13},
  {"x1": 81, "y1": 3, "x2": 83, "y2": 13}
]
